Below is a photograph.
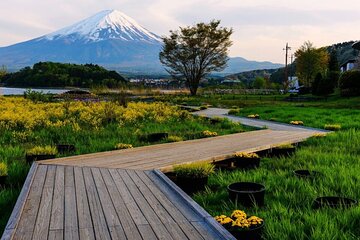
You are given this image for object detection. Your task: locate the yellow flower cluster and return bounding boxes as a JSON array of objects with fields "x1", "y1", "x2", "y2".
[
  {"x1": 214, "y1": 215, "x2": 233, "y2": 225},
  {"x1": 214, "y1": 210, "x2": 263, "y2": 229},
  {"x1": 234, "y1": 152, "x2": 259, "y2": 159},
  {"x1": 0, "y1": 97, "x2": 190, "y2": 131},
  {"x1": 26, "y1": 146, "x2": 58, "y2": 156},
  {"x1": 312, "y1": 133, "x2": 327, "y2": 138},
  {"x1": 247, "y1": 114, "x2": 260, "y2": 119},
  {"x1": 324, "y1": 124, "x2": 341, "y2": 131},
  {"x1": 0, "y1": 162, "x2": 8, "y2": 176},
  {"x1": 290, "y1": 120, "x2": 304, "y2": 125},
  {"x1": 202, "y1": 130, "x2": 218, "y2": 137},
  {"x1": 115, "y1": 143, "x2": 133, "y2": 150}
]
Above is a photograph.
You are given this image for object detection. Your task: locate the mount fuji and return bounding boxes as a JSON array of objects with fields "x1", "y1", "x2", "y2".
[
  {"x1": 0, "y1": 10, "x2": 282, "y2": 74},
  {"x1": 0, "y1": 10, "x2": 163, "y2": 73}
]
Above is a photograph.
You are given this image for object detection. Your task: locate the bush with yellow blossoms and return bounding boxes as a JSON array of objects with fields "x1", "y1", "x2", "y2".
[
  {"x1": 234, "y1": 152, "x2": 259, "y2": 159},
  {"x1": 214, "y1": 210, "x2": 264, "y2": 231}
]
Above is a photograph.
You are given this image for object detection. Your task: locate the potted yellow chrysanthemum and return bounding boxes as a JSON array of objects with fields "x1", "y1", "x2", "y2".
[
  {"x1": 0, "y1": 162, "x2": 8, "y2": 186},
  {"x1": 26, "y1": 146, "x2": 57, "y2": 163},
  {"x1": 215, "y1": 210, "x2": 264, "y2": 240},
  {"x1": 232, "y1": 152, "x2": 260, "y2": 169}
]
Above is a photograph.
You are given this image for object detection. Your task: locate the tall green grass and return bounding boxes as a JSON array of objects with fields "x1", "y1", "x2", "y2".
[{"x1": 194, "y1": 106, "x2": 360, "y2": 239}]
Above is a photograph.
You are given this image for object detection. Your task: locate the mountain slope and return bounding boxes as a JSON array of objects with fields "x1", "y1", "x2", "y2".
[{"x1": 0, "y1": 10, "x2": 282, "y2": 74}]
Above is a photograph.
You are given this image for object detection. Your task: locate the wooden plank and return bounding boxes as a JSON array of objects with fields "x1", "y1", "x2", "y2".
[
  {"x1": 5, "y1": 163, "x2": 38, "y2": 233},
  {"x1": 136, "y1": 170, "x2": 205, "y2": 240},
  {"x1": 116, "y1": 169, "x2": 173, "y2": 239},
  {"x1": 32, "y1": 165, "x2": 56, "y2": 240},
  {"x1": 49, "y1": 165, "x2": 65, "y2": 232},
  {"x1": 48, "y1": 230, "x2": 63, "y2": 240},
  {"x1": 99, "y1": 168, "x2": 142, "y2": 240},
  {"x1": 152, "y1": 169, "x2": 235, "y2": 240},
  {"x1": 64, "y1": 166, "x2": 79, "y2": 240},
  {"x1": 108, "y1": 168, "x2": 157, "y2": 240},
  {"x1": 73, "y1": 167, "x2": 95, "y2": 240},
  {"x1": 12, "y1": 165, "x2": 48, "y2": 239},
  {"x1": 91, "y1": 167, "x2": 126, "y2": 239},
  {"x1": 82, "y1": 167, "x2": 111, "y2": 240},
  {"x1": 127, "y1": 170, "x2": 189, "y2": 240}
]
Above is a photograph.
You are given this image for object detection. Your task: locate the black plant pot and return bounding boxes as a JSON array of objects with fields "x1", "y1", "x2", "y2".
[
  {"x1": 270, "y1": 147, "x2": 296, "y2": 157},
  {"x1": 26, "y1": 154, "x2": 56, "y2": 164},
  {"x1": 0, "y1": 175, "x2": 7, "y2": 187},
  {"x1": 233, "y1": 157, "x2": 260, "y2": 169},
  {"x1": 215, "y1": 159, "x2": 236, "y2": 171},
  {"x1": 144, "y1": 133, "x2": 169, "y2": 142},
  {"x1": 313, "y1": 196, "x2": 358, "y2": 209},
  {"x1": 210, "y1": 118, "x2": 222, "y2": 124},
  {"x1": 228, "y1": 182, "x2": 266, "y2": 207},
  {"x1": 56, "y1": 144, "x2": 76, "y2": 154},
  {"x1": 177, "y1": 176, "x2": 208, "y2": 195},
  {"x1": 294, "y1": 170, "x2": 320, "y2": 179},
  {"x1": 229, "y1": 222, "x2": 265, "y2": 240}
]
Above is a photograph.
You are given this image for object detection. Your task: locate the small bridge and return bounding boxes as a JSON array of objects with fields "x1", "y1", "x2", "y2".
[{"x1": 2, "y1": 109, "x2": 327, "y2": 240}]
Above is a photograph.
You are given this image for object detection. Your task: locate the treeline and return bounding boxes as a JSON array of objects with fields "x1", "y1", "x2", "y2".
[{"x1": 1, "y1": 62, "x2": 127, "y2": 88}]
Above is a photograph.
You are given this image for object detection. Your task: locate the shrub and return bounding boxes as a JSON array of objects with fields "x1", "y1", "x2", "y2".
[
  {"x1": 324, "y1": 124, "x2": 341, "y2": 131},
  {"x1": 115, "y1": 143, "x2": 133, "y2": 150},
  {"x1": 24, "y1": 89, "x2": 51, "y2": 102},
  {"x1": 247, "y1": 114, "x2": 260, "y2": 119},
  {"x1": 228, "y1": 108, "x2": 240, "y2": 115},
  {"x1": 27, "y1": 146, "x2": 57, "y2": 156},
  {"x1": 202, "y1": 130, "x2": 218, "y2": 137},
  {"x1": 173, "y1": 162, "x2": 215, "y2": 178},
  {"x1": 234, "y1": 152, "x2": 259, "y2": 159},
  {"x1": 199, "y1": 105, "x2": 208, "y2": 110},
  {"x1": 0, "y1": 162, "x2": 8, "y2": 176},
  {"x1": 167, "y1": 135, "x2": 183, "y2": 142},
  {"x1": 275, "y1": 143, "x2": 295, "y2": 149},
  {"x1": 290, "y1": 120, "x2": 304, "y2": 125},
  {"x1": 339, "y1": 70, "x2": 360, "y2": 96}
]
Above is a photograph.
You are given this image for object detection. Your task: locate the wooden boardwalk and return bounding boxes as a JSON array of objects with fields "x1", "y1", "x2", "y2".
[
  {"x1": 2, "y1": 108, "x2": 328, "y2": 240},
  {"x1": 40, "y1": 130, "x2": 319, "y2": 172},
  {"x1": 2, "y1": 164, "x2": 233, "y2": 240}
]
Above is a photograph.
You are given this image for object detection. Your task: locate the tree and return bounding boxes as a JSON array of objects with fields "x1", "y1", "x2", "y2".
[
  {"x1": 295, "y1": 41, "x2": 329, "y2": 87},
  {"x1": 253, "y1": 77, "x2": 266, "y2": 89},
  {"x1": 159, "y1": 20, "x2": 233, "y2": 95}
]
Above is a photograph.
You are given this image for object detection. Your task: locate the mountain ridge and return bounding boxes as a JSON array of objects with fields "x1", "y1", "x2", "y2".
[{"x1": 0, "y1": 9, "x2": 282, "y2": 74}]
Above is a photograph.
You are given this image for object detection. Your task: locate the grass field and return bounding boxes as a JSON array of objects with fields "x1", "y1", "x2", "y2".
[
  {"x1": 193, "y1": 101, "x2": 360, "y2": 239},
  {"x1": 0, "y1": 96, "x2": 248, "y2": 235}
]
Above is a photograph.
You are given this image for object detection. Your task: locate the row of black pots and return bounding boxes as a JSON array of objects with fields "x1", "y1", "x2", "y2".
[
  {"x1": 25, "y1": 144, "x2": 76, "y2": 164},
  {"x1": 227, "y1": 181, "x2": 358, "y2": 209},
  {"x1": 140, "y1": 132, "x2": 169, "y2": 142}
]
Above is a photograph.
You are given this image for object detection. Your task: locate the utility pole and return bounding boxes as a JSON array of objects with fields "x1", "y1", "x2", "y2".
[{"x1": 283, "y1": 43, "x2": 291, "y2": 91}]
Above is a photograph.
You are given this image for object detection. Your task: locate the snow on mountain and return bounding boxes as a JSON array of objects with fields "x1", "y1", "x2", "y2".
[{"x1": 43, "y1": 10, "x2": 162, "y2": 43}]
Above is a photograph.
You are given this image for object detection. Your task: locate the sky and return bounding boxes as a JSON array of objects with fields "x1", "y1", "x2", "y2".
[{"x1": 1, "y1": 0, "x2": 359, "y2": 63}]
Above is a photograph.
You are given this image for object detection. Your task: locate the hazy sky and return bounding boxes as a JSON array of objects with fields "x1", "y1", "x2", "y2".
[{"x1": 1, "y1": 0, "x2": 359, "y2": 63}]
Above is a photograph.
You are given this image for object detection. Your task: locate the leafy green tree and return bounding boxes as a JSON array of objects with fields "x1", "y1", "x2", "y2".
[
  {"x1": 295, "y1": 41, "x2": 329, "y2": 87},
  {"x1": 160, "y1": 20, "x2": 233, "y2": 95},
  {"x1": 253, "y1": 77, "x2": 266, "y2": 89}
]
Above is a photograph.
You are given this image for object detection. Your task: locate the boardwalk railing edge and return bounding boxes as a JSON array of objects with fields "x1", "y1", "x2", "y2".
[
  {"x1": 2, "y1": 163, "x2": 38, "y2": 240},
  {"x1": 152, "y1": 169, "x2": 236, "y2": 240}
]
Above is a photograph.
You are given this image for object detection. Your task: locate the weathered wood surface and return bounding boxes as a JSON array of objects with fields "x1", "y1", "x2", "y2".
[
  {"x1": 40, "y1": 129, "x2": 319, "y2": 172},
  {"x1": 2, "y1": 165, "x2": 233, "y2": 240}
]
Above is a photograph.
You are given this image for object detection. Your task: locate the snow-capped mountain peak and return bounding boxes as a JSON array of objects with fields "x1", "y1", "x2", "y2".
[{"x1": 44, "y1": 10, "x2": 161, "y2": 43}]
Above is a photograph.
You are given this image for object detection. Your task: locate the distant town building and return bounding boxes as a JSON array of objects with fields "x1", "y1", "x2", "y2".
[{"x1": 340, "y1": 59, "x2": 356, "y2": 72}]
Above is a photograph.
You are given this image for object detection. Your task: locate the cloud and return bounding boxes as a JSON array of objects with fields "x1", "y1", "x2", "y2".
[{"x1": 0, "y1": 0, "x2": 359, "y2": 62}]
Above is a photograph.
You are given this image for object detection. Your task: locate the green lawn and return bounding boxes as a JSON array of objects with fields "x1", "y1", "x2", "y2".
[{"x1": 193, "y1": 101, "x2": 360, "y2": 239}]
